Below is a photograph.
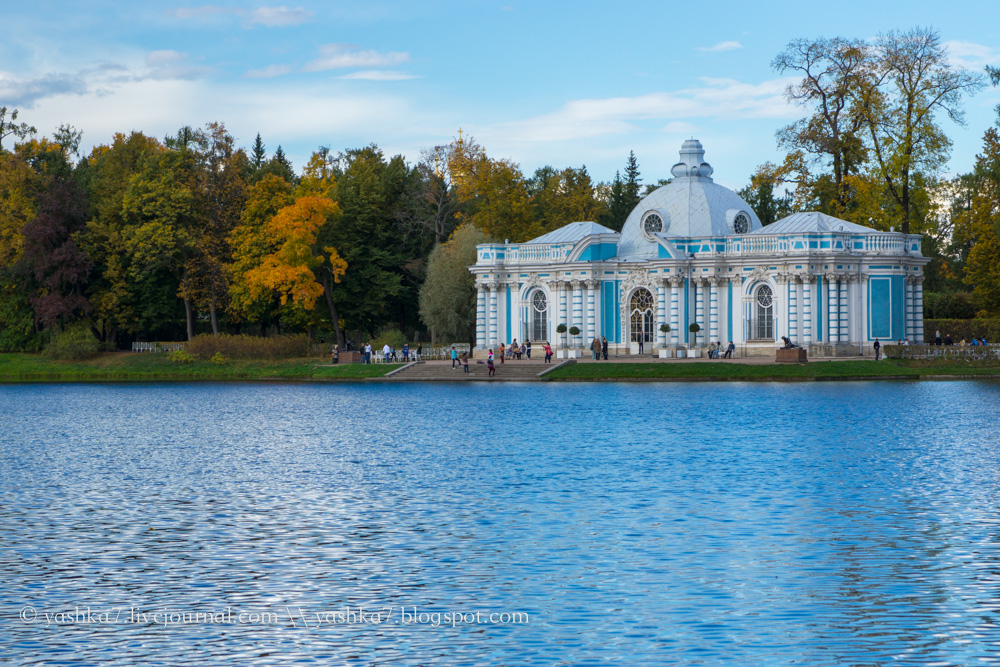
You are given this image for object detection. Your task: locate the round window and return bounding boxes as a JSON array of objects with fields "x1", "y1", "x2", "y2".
[
  {"x1": 733, "y1": 212, "x2": 750, "y2": 234},
  {"x1": 532, "y1": 291, "x2": 547, "y2": 312},
  {"x1": 643, "y1": 213, "x2": 663, "y2": 234},
  {"x1": 756, "y1": 284, "x2": 773, "y2": 308}
]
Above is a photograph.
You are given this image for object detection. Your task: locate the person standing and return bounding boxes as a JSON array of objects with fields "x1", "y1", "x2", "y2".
[
  {"x1": 364, "y1": 341, "x2": 372, "y2": 364},
  {"x1": 332, "y1": 344, "x2": 340, "y2": 364},
  {"x1": 544, "y1": 342, "x2": 552, "y2": 364},
  {"x1": 873, "y1": 338, "x2": 881, "y2": 360},
  {"x1": 383, "y1": 342, "x2": 391, "y2": 363},
  {"x1": 416, "y1": 343, "x2": 423, "y2": 361},
  {"x1": 602, "y1": 336, "x2": 608, "y2": 360},
  {"x1": 637, "y1": 333, "x2": 644, "y2": 355},
  {"x1": 403, "y1": 343, "x2": 410, "y2": 362},
  {"x1": 487, "y1": 357, "x2": 496, "y2": 377},
  {"x1": 526, "y1": 340, "x2": 532, "y2": 359},
  {"x1": 499, "y1": 342, "x2": 505, "y2": 364},
  {"x1": 462, "y1": 351, "x2": 470, "y2": 373}
]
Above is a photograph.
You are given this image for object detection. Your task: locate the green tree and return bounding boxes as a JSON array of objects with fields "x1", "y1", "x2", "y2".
[
  {"x1": 0, "y1": 107, "x2": 36, "y2": 152},
  {"x1": 419, "y1": 223, "x2": 485, "y2": 345}
]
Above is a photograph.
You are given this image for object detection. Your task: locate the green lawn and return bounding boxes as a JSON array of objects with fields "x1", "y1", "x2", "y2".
[
  {"x1": 0, "y1": 353, "x2": 402, "y2": 382},
  {"x1": 543, "y1": 358, "x2": 1000, "y2": 381}
]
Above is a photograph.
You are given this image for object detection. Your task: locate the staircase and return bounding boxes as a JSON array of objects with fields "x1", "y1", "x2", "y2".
[{"x1": 384, "y1": 360, "x2": 563, "y2": 382}]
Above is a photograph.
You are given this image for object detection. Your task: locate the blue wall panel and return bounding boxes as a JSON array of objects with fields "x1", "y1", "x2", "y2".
[{"x1": 869, "y1": 277, "x2": 891, "y2": 339}]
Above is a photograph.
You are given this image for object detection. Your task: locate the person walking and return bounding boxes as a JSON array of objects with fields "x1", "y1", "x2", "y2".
[
  {"x1": 451, "y1": 345, "x2": 458, "y2": 369},
  {"x1": 488, "y1": 348, "x2": 494, "y2": 363},
  {"x1": 487, "y1": 357, "x2": 496, "y2": 377}
]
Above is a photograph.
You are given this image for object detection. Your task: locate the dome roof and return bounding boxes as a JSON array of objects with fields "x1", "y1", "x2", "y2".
[{"x1": 617, "y1": 140, "x2": 762, "y2": 260}]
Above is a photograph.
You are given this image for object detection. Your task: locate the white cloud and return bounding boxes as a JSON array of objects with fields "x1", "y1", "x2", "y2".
[
  {"x1": 167, "y1": 5, "x2": 238, "y2": 21},
  {"x1": 944, "y1": 40, "x2": 1000, "y2": 69},
  {"x1": 337, "y1": 70, "x2": 418, "y2": 81},
  {"x1": 249, "y1": 6, "x2": 314, "y2": 27},
  {"x1": 244, "y1": 64, "x2": 293, "y2": 79},
  {"x1": 304, "y1": 44, "x2": 410, "y2": 72},
  {"x1": 486, "y1": 77, "x2": 796, "y2": 144},
  {"x1": 0, "y1": 71, "x2": 87, "y2": 108},
  {"x1": 697, "y1": 41, "x2": 743, "y2": 53},
  {"x1": 146, "y1": 50, "x2": 188, "y2": 67}
]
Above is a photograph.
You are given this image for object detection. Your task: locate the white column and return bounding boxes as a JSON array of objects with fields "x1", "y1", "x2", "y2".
[
  {"x1": 572, "y1": 280, "x2": 583, "y2": 346},
  {"x1": 914, "y1": 276, "x2": 925, "y2": 343},
  {"x1": 905, "y1": 277, "x2": 915, "y2": 342},
  {"x1": 669, "y1": 278, "x2": 680, "y2": 346},
  {"x1": 799, "y1": 273, "x2": 813, "y2": 345},
  {"x1": 861, "y1": 275, "x2": 870, "y2": 344},
  {"x1": 585, "y1": 280, "x2": 596, "y2": 343},
  {"x1": 839, "y1": 279, "x2": 848, "y2": 344},
  {"x1": 592, "y1": 280, "x2": 602, "y2": 339},
  {"x1": 694, "y1": 279, "x2": 705, "y2": 346},
  {"x1": 488, "y1": 283, "x2": 499, "y2": 347},
  {"x1": 827, "y1": 275, "x2": 839, "y2": 344},
  {"x1": 709, "y1": 278, "x2": 720, "y2": 344},
  {"x1": 657, "y1": 280, "x2": 667, "y2": 348},
  {"x1": 788, "y1": 276, "x2": 799, "y2": 343},
  {"x1": 557, "y1": 281, "x2": 568, "y2": 348},
  {"x1": 476, "y1": 285, "x2": 486, "y2": 349}
]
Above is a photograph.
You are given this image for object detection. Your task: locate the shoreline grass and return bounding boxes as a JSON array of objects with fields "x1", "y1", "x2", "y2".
[
  {"x1": 543, "y1": 359, "x2": 1000, "y2": 381},
  {"x1": 0, "y1": 353, "x2": 402, "y2": 382}
]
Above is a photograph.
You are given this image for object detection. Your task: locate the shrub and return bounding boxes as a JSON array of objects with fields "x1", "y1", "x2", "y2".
[
  {"x1": 210, "y1": 352, "x2": 228, "y2": 365},
  {"x1": 556, "y1": 324, "x2": 567, "y2": 334},
  {"x1": 688, "y1": 323, "x2": 701, "y2": 333},
  {"x1": 924, "y1": 319, "x2": 1000, "y2": 343},
  {"x1": 568, "y1": 326, "x2": 581, "y2": 336},
  {"x1": 660, "y1": 323, "x2": 670, "y2": 333},
  {"x1": 373, "y1": 329, "x2": 408, "y2": 351},
  {"x1": 169, "y1": 349, "x2": 196, "y2": 364},
  {"x1": 185, "y1": 334, "x2": 311, "y2": 359},
  {"x1": 44, "y1": 325, "x2": 101, "y2": 360}
]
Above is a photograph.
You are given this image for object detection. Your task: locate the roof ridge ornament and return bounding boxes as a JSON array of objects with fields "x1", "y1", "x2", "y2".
[{"x1": 671, "y1": 139, "x2": 714, "y2": 181}]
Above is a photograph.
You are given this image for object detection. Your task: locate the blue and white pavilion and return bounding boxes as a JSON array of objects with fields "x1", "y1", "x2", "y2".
[{"x1": 470, "y1": 140, "x2": 928, "y2": 357}]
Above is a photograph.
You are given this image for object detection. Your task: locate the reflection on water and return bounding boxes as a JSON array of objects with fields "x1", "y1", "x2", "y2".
[{"x1": 2, "y1": 381, "x2": 1000, "y2": 665}]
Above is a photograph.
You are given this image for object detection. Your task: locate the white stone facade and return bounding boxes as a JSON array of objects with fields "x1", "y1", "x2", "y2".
[{"x1": 471, "y1": 141, "x2": 929, "y2": 357}]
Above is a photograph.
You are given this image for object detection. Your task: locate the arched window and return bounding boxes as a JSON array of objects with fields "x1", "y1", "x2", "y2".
[
  {"x1": 630, "y1": 288, "x2": 654, "y2": 343},
  {"x1": 754, "y1": 284, "x2": 774, "y2": 340},
  {"x1": 733, "y1": 212, "x2": 750, "y2": 234},
  {"x1": 530, "y1": 290, "x2": 548, "y2": 342}
]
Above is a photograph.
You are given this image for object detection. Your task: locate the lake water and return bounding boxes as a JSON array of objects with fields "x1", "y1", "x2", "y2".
[{"x1": 2, "y1": 380, "x2": 1000, "y2": 666}]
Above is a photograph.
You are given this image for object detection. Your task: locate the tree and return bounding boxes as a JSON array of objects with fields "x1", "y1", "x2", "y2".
[
  {"x1": 0, "y1": 107, "x2": 36, "y2": 152},
  {"x1": 955, "y1": 129, "x2": 1000, "y2": 316},
  {"x1": 599, "y1": 170, "x2": 631, "y2": 232},
  {"x1": 419, "y1": 223, "x2": 486, "y2": 344},
  {"x1": 242, "y1": 196, "x2": 347, "y2": 342},
  {"x1": 738, "y1": 171, "x2": 794, "y2": 226},
  {"x1": 227, "y1": 174, "x2": 295, "y2": 329},
  {"x1": 623, "y1": 151, "x2": 642, "y2": 214},
  {"x1": 16, "y1": 178, "x2": 92, "y2": 329},
  {"x1": 772, "y1": 37, "x2": 871, "y2": 210},
  {"x1": 250, "y1": 133, "x2": 267, "y2": 173},
  {"x1": 862, "y1": 28, "x2": 984, "y2": 233},
  {"x1": 527, "y1": 165, "x2": 602, "y2": 232}
]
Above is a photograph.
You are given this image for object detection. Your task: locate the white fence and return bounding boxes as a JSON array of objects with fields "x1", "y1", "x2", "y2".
[{"x1": 131, "y1": 342, "x2": 185, "y2": 353}]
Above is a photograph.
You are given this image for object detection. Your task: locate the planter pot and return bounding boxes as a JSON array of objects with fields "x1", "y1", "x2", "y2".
[
  {"x1": 658, "y1": 349, "x2": 672, "y2": 359},
  {"x1": 629, "y1": 342, "x2": 640, "y2": 355},
  {"x1": 567, "y1": 349, "x2": 581, "y2": 359},
  {"x1": 556, "y1": 349, "x2": 567, "y2": 359},
  {"x1": 688, "y1": 349, "x2": 702, "y2": 358},
  {"x1": 676, "y1": 349, "x2": 687, "y2": 358}
]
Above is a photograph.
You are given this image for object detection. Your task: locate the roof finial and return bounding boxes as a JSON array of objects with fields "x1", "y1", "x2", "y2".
[{"x1": 671, "y1": 139, "x2": 714, "y2": 181}]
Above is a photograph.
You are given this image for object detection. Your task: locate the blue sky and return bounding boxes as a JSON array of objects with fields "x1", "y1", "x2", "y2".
[{"x1": 3, "y1": 1, "x2": 999, "y2": 189}]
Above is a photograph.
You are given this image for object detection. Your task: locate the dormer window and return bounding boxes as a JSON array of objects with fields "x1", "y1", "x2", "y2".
[
  {"x1": 643, "y1": 213, "x2": 663, "y2": 234},
  {"x1": 733, "y1": 212, "x2": 750, "y2": 234}
]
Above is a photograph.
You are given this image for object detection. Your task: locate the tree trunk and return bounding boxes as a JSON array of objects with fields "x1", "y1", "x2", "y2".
[
  {"x1": 322, "y1": 270, "x2": 344, "y2": 347},
  {"x1": 209, "y1": 285, "x2": 219, "y2": 336},
  {"x1": 184, "y1": 297, "x2": 195, "y2": 341}
]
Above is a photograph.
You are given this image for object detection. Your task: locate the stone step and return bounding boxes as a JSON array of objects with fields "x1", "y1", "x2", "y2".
[{"x1": 386, "y1": 361, "x2": 557, "y2": 381}]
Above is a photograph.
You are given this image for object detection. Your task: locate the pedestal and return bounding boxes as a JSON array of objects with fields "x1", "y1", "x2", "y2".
[
  {"x1": 775, "y1": 348, "x2": 808, "y2": 363},
  {"x1": 658, "y1": 349, "x2": 672, "y2": 359}
]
